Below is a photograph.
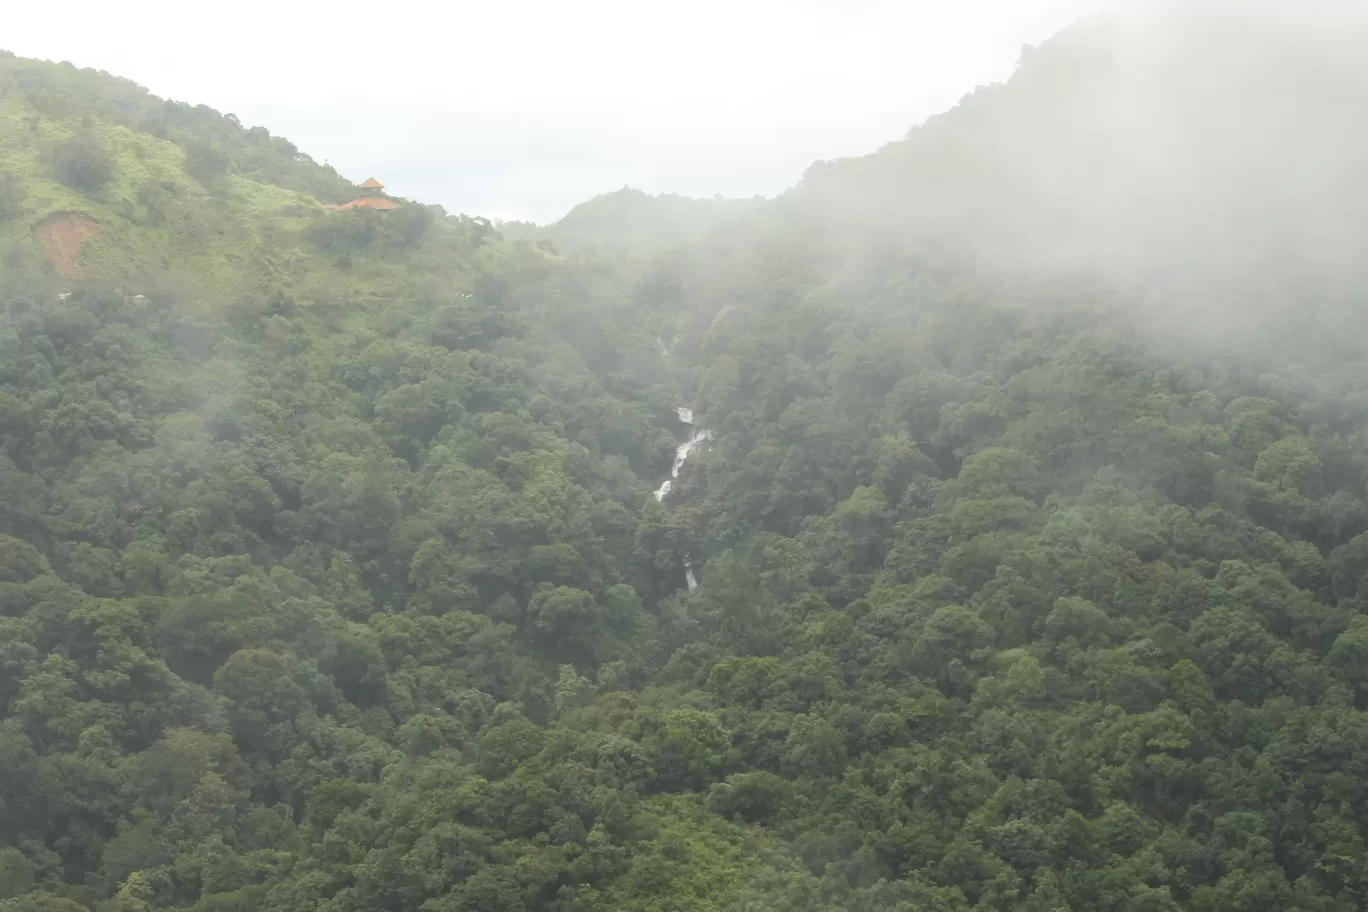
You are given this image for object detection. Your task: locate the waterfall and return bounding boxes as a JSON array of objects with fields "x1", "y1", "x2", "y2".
[
  {"x1": 653, "y1": 407, "x2": 711, "y2": 501},
  {"x1": 672, "y1": 426, "x2": 714, "y2": 476},
  {"x1": 653, "y1": 406, "x2": 710, "y2": 591}
]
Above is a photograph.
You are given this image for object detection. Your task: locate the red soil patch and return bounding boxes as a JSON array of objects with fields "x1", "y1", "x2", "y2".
[
  {"x1": 327, "y1": 196, "x2": 401, "y2": 211},
  {"x1": 33, "y1": 211, "x2": 101, "y2": 277}
]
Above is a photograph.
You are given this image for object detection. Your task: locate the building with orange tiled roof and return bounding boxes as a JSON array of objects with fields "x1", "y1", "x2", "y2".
[{"x1": 326, "y1": 177, "x2": 401, "y2": 211}]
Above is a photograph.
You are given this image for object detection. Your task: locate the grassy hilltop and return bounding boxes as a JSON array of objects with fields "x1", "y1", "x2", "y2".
[{"x1": 0, "y1": 51, "x2": 511, "y2": 305}]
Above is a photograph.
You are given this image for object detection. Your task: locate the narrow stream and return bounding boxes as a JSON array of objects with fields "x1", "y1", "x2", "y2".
[{"x1": 653, "y1": 406, "x2": 711, "y2": 591}]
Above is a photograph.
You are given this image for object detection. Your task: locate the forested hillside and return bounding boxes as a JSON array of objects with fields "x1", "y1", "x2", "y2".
[
  {"x1": 6, "y1": 4, "x2": 1368, "y2": 912},
  {"x1": 521, "y1": 188, "x2": 767, "y2": 255}
]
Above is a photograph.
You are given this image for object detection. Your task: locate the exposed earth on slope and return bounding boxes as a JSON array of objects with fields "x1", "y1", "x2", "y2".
[{"x1": 32, "y1": 211, "x2": 99, "y2": 276}]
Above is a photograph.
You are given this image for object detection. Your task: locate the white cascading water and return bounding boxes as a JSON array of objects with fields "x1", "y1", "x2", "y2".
[
  {"x1": 653, "y1": 407, "x2": 710, "y2": 591},
  {"x1": 653, "y1": 407, "x2": 712, "y2": 502}
]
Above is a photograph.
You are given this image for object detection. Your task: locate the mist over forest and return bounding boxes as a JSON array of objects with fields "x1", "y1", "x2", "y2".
[{"x1": 4, "y1": 3, "x2": 1368, "y2": 911}]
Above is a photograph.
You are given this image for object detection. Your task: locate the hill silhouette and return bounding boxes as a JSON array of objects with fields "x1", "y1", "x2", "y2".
[
  {"x1": 795, "y1": 2, "x2": 1368, "y2": 272},
  {"x1": 532, "y1": 187, "x2": 766, "y2": 254}
]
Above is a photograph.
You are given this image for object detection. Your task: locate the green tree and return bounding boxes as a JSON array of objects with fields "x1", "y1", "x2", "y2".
[{"x1": 51, "y1": 131, "x2": 113, "y2": 192}]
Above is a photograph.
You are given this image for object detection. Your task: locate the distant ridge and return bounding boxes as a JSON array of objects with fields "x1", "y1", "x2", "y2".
[{"x1": 537, "y1": 187, "x2": 766, "y2": 253}]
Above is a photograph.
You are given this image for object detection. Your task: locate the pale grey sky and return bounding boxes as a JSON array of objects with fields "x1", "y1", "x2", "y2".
[{"x1": 6, "y1": 0, "x2": 1096, "y2": 221}]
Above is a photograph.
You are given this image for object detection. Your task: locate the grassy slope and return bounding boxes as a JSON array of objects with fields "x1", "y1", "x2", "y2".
[
  {"x1": 0, "y1": 87, "x2": 309, "y2": 290},
  {"x1": 0, "y1": 58, "x2": 477, "y2": 305}
]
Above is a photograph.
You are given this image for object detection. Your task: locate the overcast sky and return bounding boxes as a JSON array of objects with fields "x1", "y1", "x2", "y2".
[{"x1": 7, "y1": 0, "x2": 1096, "y2": 222}]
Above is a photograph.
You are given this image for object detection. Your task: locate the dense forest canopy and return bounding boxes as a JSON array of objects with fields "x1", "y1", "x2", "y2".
[{"x1": 6, "y1": 3, "x2": 1368, "y2": 911}]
